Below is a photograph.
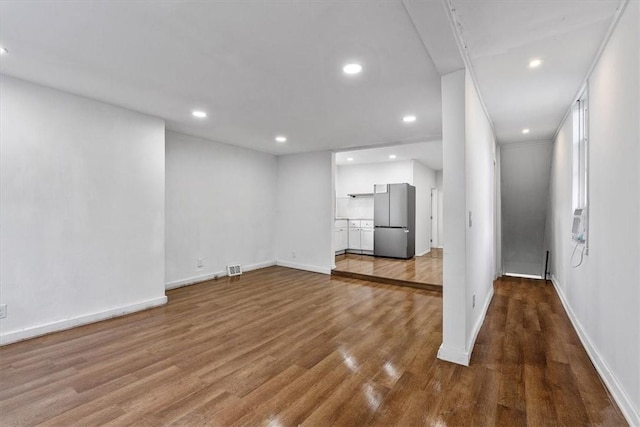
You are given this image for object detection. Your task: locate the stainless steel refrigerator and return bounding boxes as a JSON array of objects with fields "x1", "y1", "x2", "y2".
[{"x1": 373, "y1": 183, "x2": 416, "y2": 259}]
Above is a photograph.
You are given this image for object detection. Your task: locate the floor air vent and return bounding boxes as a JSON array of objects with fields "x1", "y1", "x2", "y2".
[{"x1": 227, "y1": 265, "x2": 243, "y2": 276}]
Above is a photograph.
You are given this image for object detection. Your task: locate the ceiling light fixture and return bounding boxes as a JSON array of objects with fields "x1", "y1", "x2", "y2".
[
  {"x1": 522, "y1": 128, "x2": 530, "y2": 134},
  {"x1": 402, "y1": 115, "x2": 417, "y2": 123},
  {"x1": 192, "y1": 110, "x2": 207, "y2": 118},
  {"x1": 342, "y1": 62, "x2": 363, "y2": 75},
  {"x1": 275, "y1": 135, "x2": 287, "y2": 143},
  {"x1": 529, "y1": 58, "x2": 542, "y2": 68},
  {"x1": 347, "y1": 157, "x2": 354, "y2": 162},
  {"x1": 389, "y1": 155, "x2": 397, "y2": 159},
  {"x1": 0, "y1": 47, "x2": 8, "y2": 55}
]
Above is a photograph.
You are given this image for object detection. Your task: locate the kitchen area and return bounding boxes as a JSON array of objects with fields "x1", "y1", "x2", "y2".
[{"x1": 332, "y1": 142, "x2": 443, "y2": 291}]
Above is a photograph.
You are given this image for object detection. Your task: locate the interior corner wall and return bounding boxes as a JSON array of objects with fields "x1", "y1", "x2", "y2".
[
  {"x1": 276, "y1": 151, "x2": 334, "y2": 274},
  {"x1": 164, "y1": 131, "x2": 277, "y2": 288},
  {"x1": 0, "y1": 75, "x2": 166, "y2": 345},
  {"x1": 547, "y1": 2, "x2": 639, "y2": 423},
  {"x1": 411, "y1": 160, "x2": 437, "y2": 255}
]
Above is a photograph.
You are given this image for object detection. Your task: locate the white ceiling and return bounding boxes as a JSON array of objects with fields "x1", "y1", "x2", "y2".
[
  {"x1": 0, "y1": 1, "x2": 446, "y2": 155},
  {"x1": 450, "y1": 0, "x2": 621, "y2": 143},
  {"x1": 0, "y1": 1, "x2": 622, "y2": 153},
  {"x1": 335, "y1": 140, "x2": 443, "y2": 171}
]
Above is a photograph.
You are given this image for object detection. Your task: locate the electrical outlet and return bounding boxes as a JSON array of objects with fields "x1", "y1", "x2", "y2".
[
  {"x1": 472, "y1": 294, "x2": 476, "y2": 309},
  {"x1": 197, "y1": 258, "x2": 205, "y2": 269},
  {"x1": 291, "y1": 251, "x2": 296, "y2": 259},
  {"x1": 0, "y1": 304, "x2": 7, "y2": 319}
]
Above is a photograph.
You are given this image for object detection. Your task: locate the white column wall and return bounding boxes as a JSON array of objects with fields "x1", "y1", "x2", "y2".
[
  {"x1": 439, "y1": 68, "x2": 497, "y2": 366},
  {"x1": 440, "y1": 69, "x2": 468, "y2": 363}
]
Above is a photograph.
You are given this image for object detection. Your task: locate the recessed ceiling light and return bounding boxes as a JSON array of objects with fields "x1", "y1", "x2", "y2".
[
  {"x1": 0, "y1": 47, "x2": 7, "y2": 55},
  {"x1": 343, "y1": 63, "x2": 363, "y2": 75},
  {"x1": 347, "y1": 157, "x2": 354, "y2": 162},
  {"x1": 522, "y1": 128, "x2": 530, "y2": 134},
  {"x1": 389, "y1": 155, "x2": 397, "y2": 159},
  {"x1": 192, "y1": 110, "x2": 207, "y2": 118},
  {"x1": 529, "y1": 58, "x2": 542, "y2": 68},
  {"x1": 275, "y1": 135, "x2": 287, "y2": 143},
  {"x1": 402, "y1": 115, "x2": 417, "y2": 123}
]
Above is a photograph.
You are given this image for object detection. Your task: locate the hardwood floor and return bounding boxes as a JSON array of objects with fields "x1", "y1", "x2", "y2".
[
  {"x1": 0, "y1": 268, "x2": 626, "y2": 426},
  {"x1": 333, "y1": 251, "x2": 443, "y2": 291}
]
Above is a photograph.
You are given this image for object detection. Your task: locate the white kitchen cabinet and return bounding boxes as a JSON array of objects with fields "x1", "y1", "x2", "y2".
[
  {"x1": 334, "y1": 220, "x2": 349, "y2": 253},
  {"x1": 348, "y1": 228, "x2": 361, "y2": 250},
  {"x1": 346, "y1": 218, "x2": 374, "y2": 254},
  {"x1": 361, "y1": 228, "x2": 374, "y2": 251}
]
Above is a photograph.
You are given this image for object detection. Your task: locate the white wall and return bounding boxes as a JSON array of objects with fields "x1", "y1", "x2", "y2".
[
  {"x1": 276, "y1": 152, "x2": 334, "y2": 274},
  {"x1": 440, "y1": 70, "x2": 469, "y2": 363},
  {"x1": 435, "y1": 170, "x2": 444, "y2": 248},
  {"x1": 0, "y1": 75, "x2": 166, "y2": 344},
  {"x1": 547, "y1": 3, "x2": 639, "y2": 423},
  {"x1": 335, "y1": 160, "x2": 412, "y2": 197},
  {"x1": 463, "y1": 69, "x2": 496, "y2": 357},
  {"x1": 500, "y1": 141, "x2": 553, "y2": 277},
  {"x1": 439, "y1": 69, "x2": 497, "y2": 366},
  {"x1": 412, "y1": 160, "x2": 437, "y2": 255},
  {"x1": 165, "y1": 131, "x2": 277, "y2": 288}
]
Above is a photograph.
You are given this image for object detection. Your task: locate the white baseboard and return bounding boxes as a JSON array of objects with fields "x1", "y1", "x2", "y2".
[
  {"x1": 551, "y1": 275, "x2": 640, "y2": 427},
  {"x1": 276, "y1": 260, "x2": 331, "y2": 275},
  {"x1": 165, "y1": 261, "x2": 276, "y2": 290},
  {"x1": 0, "y1": 296, "x2": 167, "y2": 346},
  {"x1": 165, "y1": 271, "x2": 225, "y2": 290},
  {"x1": 437, "y1": 286, "x2": 494, "y2": 367},
  {"x1": 467, "y1": 286, "x2": 494, "y2": 360},
  {"x1": 416, "y1": 249, "x2": 430, "y2": 256}
]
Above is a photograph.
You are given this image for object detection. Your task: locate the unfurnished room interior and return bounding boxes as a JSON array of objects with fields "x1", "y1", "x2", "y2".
[{"x1": 0, "y1": 1, "x2": 638, "y2": 426}]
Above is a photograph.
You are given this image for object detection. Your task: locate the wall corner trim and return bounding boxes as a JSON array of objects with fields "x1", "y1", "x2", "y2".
[
  {"x1": 551, "y1": 275, "x2": 640, "y2": 426},
  {"x1": 0, "y1": 296, "x2": 168, "y2": 346},
  {"x1": 276, "y1": 260, "x2": 331, "y2": 275},
  {"x1": 437, "y1": 344, "x2": 470, "y2": 366}
]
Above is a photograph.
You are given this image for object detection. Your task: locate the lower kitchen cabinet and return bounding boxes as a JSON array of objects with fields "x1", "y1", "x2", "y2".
[
  {"x1": 335, "y1": 220, "x2": 349, "y2": 253},
  {"x1": 348, "y1": 228, "x2": 361, "y2": 250},
  {"x1": 361, "y1": 228, "x2": 374, "y2": 251},
  {"x1": 346, "y1": 219, "x2": 373, "y2": 255}
]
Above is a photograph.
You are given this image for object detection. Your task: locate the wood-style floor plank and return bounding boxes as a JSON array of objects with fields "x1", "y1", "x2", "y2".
[
  {"x1": 0, "y1": 268, "x2": 627, "y2": 426},
  {"x1": 333, "y1": 250, "x2": 443, "y2": 290}
]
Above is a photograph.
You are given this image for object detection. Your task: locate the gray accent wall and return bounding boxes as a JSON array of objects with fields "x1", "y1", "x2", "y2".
[{"x1": 500, "y1": 141, "x2": 553, "y2": 277}]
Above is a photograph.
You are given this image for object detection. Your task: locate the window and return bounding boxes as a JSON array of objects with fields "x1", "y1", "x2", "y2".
[{"x1": 572, "y1": 90, "x2": 588, "y2": 251}]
